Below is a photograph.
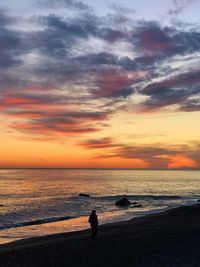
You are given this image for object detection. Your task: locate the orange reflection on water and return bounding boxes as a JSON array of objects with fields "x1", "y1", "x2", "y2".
[{"x1": 0, "y1": 216, "x2": 89, "y2": 245}]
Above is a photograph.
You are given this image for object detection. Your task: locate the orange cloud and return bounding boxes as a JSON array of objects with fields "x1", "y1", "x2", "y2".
[
  {"x1": 0, "y1": 91, "x2": 110, "y2": 136},
  {"x1": 81, "y1": 138, "x2": 200, "y2": 169},
  {"x1": 11, "y1": 122, "x2": 98, "y2": 136},
  {"x1": 161, "y1": 155, "x2": 197, "y2": 169}
]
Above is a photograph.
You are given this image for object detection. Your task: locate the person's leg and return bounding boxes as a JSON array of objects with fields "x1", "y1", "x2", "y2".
[
  {"x1": 94, "y1": 226, "x2": 98, "y2": 236},
  {"x1": 92, "y1": 226, "x2": 97, "y2": 239},
  {"x1": 92, "y1": 227, "x2": 95, "y2": 240}
]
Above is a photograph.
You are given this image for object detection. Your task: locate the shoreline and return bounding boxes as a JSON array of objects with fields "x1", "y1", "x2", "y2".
[
  {"x1": 0, "y1": 203, "x2": 193, "y2": 244},
  {"x1": 1, "y1": 203, "x2": 200, "y2": 266},
  {"x1": 0, "y1": 202, "x2": 192, "y2": 245}
]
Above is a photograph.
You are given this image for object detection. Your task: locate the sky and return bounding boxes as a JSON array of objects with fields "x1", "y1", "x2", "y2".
[{"x1": 1, "y1": 0, "x2": 200, "y2": 169}]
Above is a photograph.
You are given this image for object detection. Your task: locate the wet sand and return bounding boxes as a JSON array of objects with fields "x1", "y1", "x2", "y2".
[{"x1": 1, "y1": 204, "x2": 200, "y2": 267}]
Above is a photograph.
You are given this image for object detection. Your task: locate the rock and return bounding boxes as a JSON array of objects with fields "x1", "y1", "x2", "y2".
[
  {"x1": 197, "y1": 199, "x2": 200, "y2": 202},
  {"x1": 79, "y1": 193, "x2": 90, "y2": 197},
  {"x1": 115, "y1": 197, "x2": 131, "y2": 206},
  {"x1": 133, "y1": 204, "x2": 142, "y2": 208},
  {"x1": 131, "y1": 202, "x2": 138, "y2": 205}
]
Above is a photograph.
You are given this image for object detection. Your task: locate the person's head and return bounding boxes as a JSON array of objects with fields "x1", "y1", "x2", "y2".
[{"x1": 92, "y1": 209, "x2": 96, "y2": 215}]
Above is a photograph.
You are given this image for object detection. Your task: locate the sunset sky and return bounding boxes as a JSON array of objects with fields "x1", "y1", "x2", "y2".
[{"x1": 1, "y1": 0, "x2": 200, "y2": 169}]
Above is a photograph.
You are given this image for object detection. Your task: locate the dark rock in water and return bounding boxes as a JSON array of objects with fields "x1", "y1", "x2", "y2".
[
  {"x1": 132, "y1": 202, "x2": 138, "y2": 205},
  {"x1": 197, "y1": 199, "x2": 200, "y2": 202},
  {"x1": 115, "y1": 197, "x2": 131, "y2": 206},
  {"x1": 133, "y1": 204, "x2": 142, "y2": 208},
  {"x1": 79, "y1": 193, "x2": 90, "y2": 197}
]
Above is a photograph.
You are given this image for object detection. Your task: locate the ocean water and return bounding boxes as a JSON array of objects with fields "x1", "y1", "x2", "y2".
[{"x1": 0, "y1": 169, "x2": 200, "y2": 244}]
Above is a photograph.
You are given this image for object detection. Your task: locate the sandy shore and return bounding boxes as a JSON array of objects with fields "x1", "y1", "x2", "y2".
[{"x1": 1, "y1": 204, "x2": 200, "y2": 267}]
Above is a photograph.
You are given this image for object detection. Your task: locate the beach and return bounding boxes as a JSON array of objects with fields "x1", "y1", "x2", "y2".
[
  {"x1": 1, "y1": 0, "x2": 200, "y2": 265},
  {"x1": 1, "y1": 203, "x2": 200, "y2": 267}
]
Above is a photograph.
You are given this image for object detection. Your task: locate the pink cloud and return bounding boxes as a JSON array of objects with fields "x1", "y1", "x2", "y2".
[{"x1": 93, "y1": 70, "x2": 147, "y2": 98}]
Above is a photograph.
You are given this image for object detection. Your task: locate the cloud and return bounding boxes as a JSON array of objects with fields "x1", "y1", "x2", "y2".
[
  {"x1": 8, "y1": 110, "x2": 107, "y2": 136},
  {"x1": 0, "y1": 11, "x2": 25, "y2": 69},
  {"x1": 26, "y1": 12, "x2": 127, "y2": 67},
  {"x1": 179, "y1": 98, "x2": 200, "y2": 112},
  {"x1": 108, "y1": 3, "x2": 135, "y2": 14},
  {"x1": 11, "y1": 122, "x2": 98, "y2": 136},
  {"x1": 91, "y1": 70, "x2": 148, "y2": 98},
  {"x1": 1, "y1": 1, "x2": 200, "y2": 138},
  {"x1": 0, "y1": 90, "x2": 110, "y2": 136},
  {"x1": 81, "y1": 137, "x2": 200, "y2": 169},
  {"x1": 134, "y1": 22, "x2": 174, "y2": 54},
  {"x1": 0, "y1": 9, "x2": 18, "y2": 25},
  {"x1": 139, "y1": 69, "x2": 200, "y2": 111},
  {"x1": 159, "y1": 154, "x2": 197, "y2": 169},
  {"x1": 36, "y1": 0, "x2": 91, "y2": 12},
  {"x1": 81, "y1": 137, "x2": 120, "y2": 149},
  {"x1": 168, "y1": 0, "x2": 198, "y2": 16},
  {"x1": 133, "y1": 21, "x2": 200, "y2": 58}
]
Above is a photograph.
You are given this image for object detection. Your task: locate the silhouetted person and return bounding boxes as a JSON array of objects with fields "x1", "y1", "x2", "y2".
[{"x1": 88, "y1": 210, "x2": 98, "y2": 240}]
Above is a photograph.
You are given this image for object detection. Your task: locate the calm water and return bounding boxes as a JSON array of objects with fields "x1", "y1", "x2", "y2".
[{"x1": 0, "y1": 169, "x2": 200, "y2": 244}]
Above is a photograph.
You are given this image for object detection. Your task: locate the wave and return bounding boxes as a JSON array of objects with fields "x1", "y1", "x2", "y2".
[
  {"x1": 72, "y1": 194, "x2": 185, "y2": 201},
  {"x1": 101, "y1": 194, "x2": 184, "y2": 200},
  {"x1": 0, "y1": 215, "x2": 77, "y2": 230}
]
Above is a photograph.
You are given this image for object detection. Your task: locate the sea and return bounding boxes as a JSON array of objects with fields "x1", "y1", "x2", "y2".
[{"x1": 0, "y1": 169, "x2": 200, "y2": 244}]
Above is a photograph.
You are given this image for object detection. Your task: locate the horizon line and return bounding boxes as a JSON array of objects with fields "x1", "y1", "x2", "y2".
[{"x1": 0, "y1": 167, "x2": 199, "y2": 171}]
